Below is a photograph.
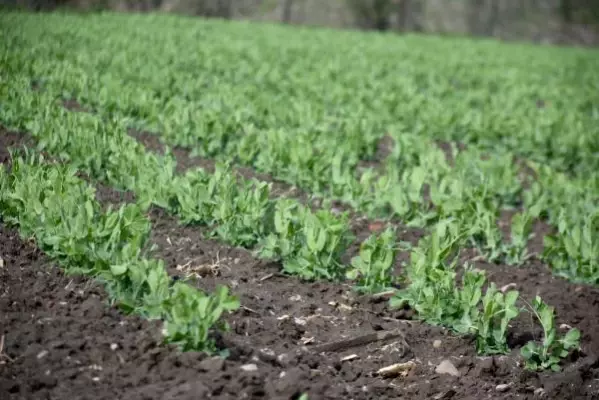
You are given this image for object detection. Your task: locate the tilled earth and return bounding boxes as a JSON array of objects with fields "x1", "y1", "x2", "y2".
[{"x1": 2, "y1": 129, "x2": 599, "y2": 400}]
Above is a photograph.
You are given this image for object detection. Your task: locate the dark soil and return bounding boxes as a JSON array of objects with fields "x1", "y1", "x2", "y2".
[
  {"x1": 436, "y1": 140, "x2": 468, "y2": 166},
  {"x1": 3, "y1": 125, "x2": 599, "y2": 400},
  {"x1": 357, "y1": 134, "x2": 395, "y2": 171},
  {"x1": 0, "y1": 130, "x2": 32, "y2": 165},
  {"x1": 63, "y1": 99, "x2": 91, "y2": 113}
]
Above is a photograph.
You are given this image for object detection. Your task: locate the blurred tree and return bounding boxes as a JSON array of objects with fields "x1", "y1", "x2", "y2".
[
  {"x1": 346, "y1": 0, "x2": 393, "y2": 31},
  {"x1": 561, "y1": 0, "x2": 573, "y2": 22},
  {"x1": 163, "y1": 0, "x2": 232, "y2": 18},
  {"x1": 468, "y1": 0, "x2": 500, "y2": 36},
  {"x1": 1, "y1": 0, "x2": 597, "y2": 45},
  {"x1": 396, "y1": 0, "x2": 424, "y2": 32},
  {"x1": 281, "y1": 0, "x2": 293, "y2": 22}
]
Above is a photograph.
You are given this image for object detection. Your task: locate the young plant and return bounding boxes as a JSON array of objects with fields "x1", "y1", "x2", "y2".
[
  {"x1": 172, "y1": 168, "x2": 214, "y2": 224},
  {"x1": 391, "y1": 218, "x2": 522, "y2": 355},
  {"x1": 106, "y1": 246, "x2": 171, "y2": 318},
  {"x1": 346, "y1": 226, "x2": 397, "y2": 293},
  {"x1": 521, "y1": 296, "x2": 581, "y2": 371},
  {"x1": 452, "y1": 266, "x2": 486, "y2": 335},
  {"x1": 390, "y1": 219, "x2": 468, "y2": 327},
  {"x1": 542, "y1": 207, "x2": 599, "y2": 284},
  {"x1": 258, "y1": 200, "x2": 354, "y2": 280},
  {"x1": 503, "y1": 211, "x2": 533, "y2": 265},
  {"x1": 207, "y1": 163, "x2": 273, "y2": 247},
  {"x1": 0, "y1": 152, "x2": 240, "y2": 354},
  {"x1": 257, "y1": 199, "x2": 303, "y2": 262},
  {"x1": 383, "y1": 165, "x2": 435, "y2": 227},
  {"x1": 162, "y1": 284, "x2": 240, "y2": 353},
  {"x1": 474, "y1": 283, "x2": 520, "y2": 355},
  {"x1": 468, "y1": 207, "x2": 504, "y2": 263}
]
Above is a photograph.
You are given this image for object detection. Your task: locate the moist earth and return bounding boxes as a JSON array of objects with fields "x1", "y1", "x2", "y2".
[{"x1": 2, "y1": 130, "x2": 599, "y2": 400}]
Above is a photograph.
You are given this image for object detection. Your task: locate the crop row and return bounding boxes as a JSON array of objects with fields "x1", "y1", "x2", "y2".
[
  {"x1": 2, "y1": 11, "x2": 598, "y2": 178},
  {"x1": 2, "y1": 32, "x2": 598, "y2": 287},
  {"x1": 0, "y1": 151, "x2": 239, "y2": 353},
  {"x1": 0, "y1": 71, "x2": 583, "y2": 369}
]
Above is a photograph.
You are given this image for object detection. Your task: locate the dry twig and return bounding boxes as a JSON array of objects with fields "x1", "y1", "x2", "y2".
[{"x1": 303, "y1": 328, "x2": 408, "y2": 354}]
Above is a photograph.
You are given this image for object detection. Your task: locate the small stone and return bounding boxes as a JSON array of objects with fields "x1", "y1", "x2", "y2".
[
  {"x1": 496, "y1": 383, "x2": 511, "y2": 392},
  {"x1": 240, "y1": 363, "x2": 258, "y2": 372},
  {"x1": 0, "y1": 257, "x2": 4, "y2": 268},
  {"x1": 368, "y1": 222, "x2": 384, "y2": 232},
  {"x1": 477, "y1": 357, "x2": 495, "y2": 374},
  {"x1": 433, "y1": 340, "x2": 442, "y2": 348},
  {"x1": 258, "y1": 348, "x2": 276, "y2": 363},
  {"x1": 277, "y1": 353, "x2": 291, "y2": 364},
  {"x1": 234, "y1": 258, "x2": 240, "y2": 265},
  {"x1": 198, "y1": 356, "x2": 225, "y2": 372},
  {"x1": 110, "y1": 343, "x2": 118, "y2": 351},
  {"x1": 435, "y1": 360, "x2": 460, "y2": 377},
  {"x1": 37, "y1": 350, "x2": 49, "y2": 359},
  {"x1": 534, "y1": 388, "x2": 546, "y2": 397}
]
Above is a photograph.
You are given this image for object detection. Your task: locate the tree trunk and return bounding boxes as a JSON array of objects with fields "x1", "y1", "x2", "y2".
[
  {"x1": 397, "y1": 0, "x2": 411, "y2": 31},
  {"x1": 468, "y1": 0, "x2": 486, "y2": 36},
  {"x1": 281, "y1": 0, "x2": 293, "y2": 23},
  {"x1": 485, "y1": 0, "x2": 499, "y2": 36},
  {"x1": 560, "y1": 0, "x2": 573, "y2": 22},
  {"x1": 373, "y1": 0, "x2": 390, "y2": 31},
  {"x1": 217, "y1": 0, "x2": 232, "y2": 19}
]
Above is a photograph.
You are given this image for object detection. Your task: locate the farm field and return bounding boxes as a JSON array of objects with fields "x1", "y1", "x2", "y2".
[{"x1": 1, "y1": 9, "x2": 599, "y2": 400}]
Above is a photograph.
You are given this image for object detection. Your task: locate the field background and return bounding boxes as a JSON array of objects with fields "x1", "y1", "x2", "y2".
[{"x1": 3, "y1": 0, "x2": 599, "y2": 46}]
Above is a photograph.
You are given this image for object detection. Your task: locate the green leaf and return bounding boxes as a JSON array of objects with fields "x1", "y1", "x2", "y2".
[
  {"x1": 563, "y1": 328, "x2": 581, "y2": 348},
  {"x1": 110, "y1": 263, "x2": 128, "y2": 276}
]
